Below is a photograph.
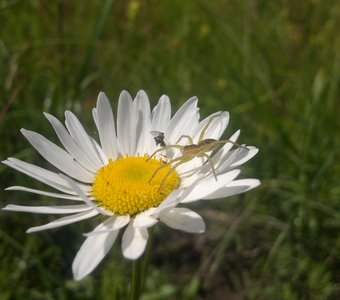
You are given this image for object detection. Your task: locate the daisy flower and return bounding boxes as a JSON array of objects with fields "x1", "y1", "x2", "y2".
[{"x1": 2, "y1": 90, "x2": 260, "y2": 280}]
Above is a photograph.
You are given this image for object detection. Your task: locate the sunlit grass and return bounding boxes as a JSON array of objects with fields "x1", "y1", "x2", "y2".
[{"x1": 1, "y1": 0, "x2": 339, "y2": 299}]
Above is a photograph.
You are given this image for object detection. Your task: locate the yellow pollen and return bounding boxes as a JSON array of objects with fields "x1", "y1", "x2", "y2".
[{"x1": 92, "y1": 155, "x2": 180, "y2": 215}]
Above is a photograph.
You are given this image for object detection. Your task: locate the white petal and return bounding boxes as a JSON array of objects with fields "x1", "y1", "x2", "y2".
[
  {"x1": 133, "y1": 213, "x2": 158, "y2": 228},
  {"x1": 26, "y1": 209, "x2": 99, "y2": 233},
  {"x1": 181, "y1": 169, "x2": 241, "y2": 203},
  {"x1": 165, "y1": 96, "x2": 200, "y2": 143},
  {"x1": 215, "y1": 130, "x2": 241, "y2": 162},
  {"x1": 151, "y1": 188, "x2": 182, "y2": 215},
  {"x1": 5, "y1": 186, "x2": 84, "y2": 201},
  {"x1": 229, "y1": 146, "x2": 259, "y2": 168},
  {"x1": 21, "y1": 129, "x2": 95, "y2": 183},
  {"x1": 2, "y1": 158, "x2": 91, "y2": 194},
  {"x1": 133, "y1": 90, "x2": 151, "y2": 155},
  {"x1": 44, "y1": 113, "x2": 99, "y2": 172},
  {"x1": 198, "y1": 130, "x2": 241, "y2": 175},
  {"x1": 61, "y1": 174, "x2": 112, "y2": 216},
  {"x1": 84, "y1": 215, "x2": 130, "y2": 236},
  {"x1": 191, "y1": 111, "x2": 229, "y2": 142},
  {"x1": 160, "y1": 208, "x2": 205, "y2": 233},
  {"x1": 117, "y1": 90, "x2": 134, "y2": 155},
  {"x1": 208, "y1": 112, "x2": 229, "y2": 140},
  {"x1": 93, "y1": 92, "x2": 118, "y2": 160},
  {"x1": 122, "y1": 222, "x2": 148, "y2": 260},
  {"x1": 2, "y1": 204, "x2": 91, "y2": 214},
  {"x1": 217, "y1": 146, "x2": 258, "y2": 174},
  {"x1": 110, "y1": 215, "x2": 130, "y2": 230},
  {"x1": 72, "y1": 219, "x2": 119, "y2": 281},
  {"x1": 151, "y1": 94, "x2": 171, "y2": 132},
  {"x1": 202, "y1": 179, "x2": 261, "y2": 199},
  {"x1": 64, "y1": 111, "x2": 107, "y2": 166}
]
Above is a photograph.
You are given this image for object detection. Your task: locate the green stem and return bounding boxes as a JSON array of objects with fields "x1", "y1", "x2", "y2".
[
  {"x1": 129, "y1": 230, "x2": 153, "y2": 299},
  {"x1": 129, "y1": 259, "x2": 142, "y2": 300},
  {"x1": 141, "y1": 229, "x2": 153, "y2": 291}
]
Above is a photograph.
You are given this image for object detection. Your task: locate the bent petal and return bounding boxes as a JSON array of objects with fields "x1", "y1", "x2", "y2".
[{"x1": 160, "y1": 208, "x2": 205, "y2": 233}]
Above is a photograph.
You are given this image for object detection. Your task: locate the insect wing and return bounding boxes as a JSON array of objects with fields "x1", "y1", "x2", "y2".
[{"x1": 150, "y1": 131, "x2": 166, "y2": 147}]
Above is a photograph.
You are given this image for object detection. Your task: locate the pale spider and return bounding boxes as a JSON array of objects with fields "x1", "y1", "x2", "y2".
[{"x1": 147, "y1": 112, "x2": 247, "y2": 192}]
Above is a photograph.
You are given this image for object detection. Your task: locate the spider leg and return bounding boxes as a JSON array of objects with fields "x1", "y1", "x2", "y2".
[
  {"x1": 158, "y1": 157, "x2": 192, "y2": 192},
  {"x1": 201, "y1": 153, "x2": 218, "y2": 181},
  {"x1": 198, "y1": 112, "x2": 224, "y2": 143},
  {"x1": 146, "y1": 148, "x2": 166, "y2": 161},
  {"x1": 215, "y1": 140, "x2": 248, "y2": 150},
  {"x1": 148, "y1": 156, "x2": 184, "y2": 183},
  {"x1": 146, "y1": 144, "x2": 184, "y2": 161},
  {"x1": 175, "y1": 135, "x2": 194, "y2": 145}
]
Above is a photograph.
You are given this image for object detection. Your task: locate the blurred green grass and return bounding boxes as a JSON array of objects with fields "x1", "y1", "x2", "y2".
[{"x1": 0, "y1": 0, "x2": 339, "y2": 299}]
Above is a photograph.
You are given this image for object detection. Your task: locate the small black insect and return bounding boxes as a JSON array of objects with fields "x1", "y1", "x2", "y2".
[{"x1": 150, "y1": 131, "x2": 166, "y2": 147}]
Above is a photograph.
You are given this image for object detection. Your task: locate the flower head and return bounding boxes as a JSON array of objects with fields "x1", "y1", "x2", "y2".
[{"x1": 2, "y1": 90, "x2": 260, "y2": 280}]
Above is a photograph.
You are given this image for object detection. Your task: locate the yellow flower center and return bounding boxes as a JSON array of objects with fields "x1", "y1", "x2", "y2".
[{"x1": 92, "y1": 155, "x2": 180, "y2": 215}]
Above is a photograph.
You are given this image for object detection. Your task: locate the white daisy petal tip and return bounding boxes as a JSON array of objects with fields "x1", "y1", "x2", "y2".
[
  {"x1": 98, "y1": 90, "x2": 106, "y2": 97},
  {"x1": 2, "y1": 204, "x2": 14, "y2": 211},
  {"x1": 96, "y1": 92, "x2": 106, "y2": 105},
  {"x1": 160, "y1": 208, "x2": 206, "y2": 233},
  {"x1": 136, "y1": 89, "x2": 147, "y2": 97},
  {"x1": 202, "y1": 178, "x2": 261, "y2": 200},
  {"x1": 120, "y1": 89, "x2": 132, "y2": 99},
  {"x1": 72, "y1": 226, "x2": 119, "y2": 281},
  {"x1": 43, "y1": 111, "x2": 51, "y2": 119},
  {"x1": 249, "y1": 178, "x2": 261, "y2": 188},
  {"x1": 20, "y1": 128, "x2": 28, "y2": 136}
]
